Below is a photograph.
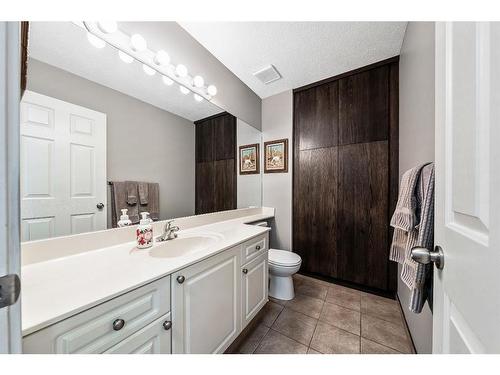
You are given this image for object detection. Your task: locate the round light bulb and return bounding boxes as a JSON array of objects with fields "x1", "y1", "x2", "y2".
[
  {"x1": 194, "y1": 94, "x2": 203, "y2": 102},
  {"x1": 97, "y1": 21, "x2": 117, "y2": 34},
  {"x1": 130, "y1": 34, "x2": 147, "y2": 52},
  {"x1": 87, "y1": 33, "x2": 105, "y2": 49},
  {"x1": 154, "y1": 50, "x2": 170, "y2": 66},
  {"x1": 175, "y1": 64, "x2": 188, "y2": 78},
  {"x1": 142, "y1": 64, "x2": 156, "y2": 76},
  {"x1": 193, "y1": 75, "x2": 204, "y2": 88},
  {"x1": 180, "y1": 86, "x2": 190, "y2": 95},
  {"x1": 162, "y1": 76, "x2": 174, "y2": 86},
  {"x1": 207, "y1": 85, "x2": 217, "y2": 96},
  {"x1": 118, "y1": 50, "x2": 134, "y2": 64}
]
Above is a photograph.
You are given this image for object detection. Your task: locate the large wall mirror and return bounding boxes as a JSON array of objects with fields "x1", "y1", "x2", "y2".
[{"x1": 21, "y1": 21, "x2": 262, "y2": 242}]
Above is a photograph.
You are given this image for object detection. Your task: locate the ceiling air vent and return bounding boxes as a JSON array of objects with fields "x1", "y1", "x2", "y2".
[{"x1": 253, "y1": 65, "x2": 281, "y2": 84}]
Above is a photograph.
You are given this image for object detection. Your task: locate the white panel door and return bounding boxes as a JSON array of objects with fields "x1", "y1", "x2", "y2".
[
  {"x1": 433, "y1": 22, "x2": 500, "y2": 353},
  {"x1": 20, "y1": 91, "x2": 106, "y2": 241},
  {"x1": 171, "y1": 246, "x2": 241, "y2": 354}
]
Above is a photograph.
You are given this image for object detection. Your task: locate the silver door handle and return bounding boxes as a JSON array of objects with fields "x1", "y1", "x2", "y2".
[
  {"x1": 411, "y1": 245, "x2": 444, "y2": 269},
  {"x1": 96, "y1": 203, "x2": 104, "y2": 209}
]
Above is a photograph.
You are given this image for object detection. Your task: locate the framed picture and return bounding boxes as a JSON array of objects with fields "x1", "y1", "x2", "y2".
[
  {"x1": 264, "y1": 138, "x2": 288, "y2": 173},
  {"x1": 239, "y1": 143, "x2": 260, "y2": 175}
]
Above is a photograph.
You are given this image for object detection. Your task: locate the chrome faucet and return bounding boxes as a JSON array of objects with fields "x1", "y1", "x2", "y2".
[{"x1": 156, "y1": 220, "x2": 179, "y2": 242}]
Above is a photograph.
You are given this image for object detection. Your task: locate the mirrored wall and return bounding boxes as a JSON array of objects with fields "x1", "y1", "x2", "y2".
[{"x1": 21, "y1": 21, "x2": 262, "y2": 242}]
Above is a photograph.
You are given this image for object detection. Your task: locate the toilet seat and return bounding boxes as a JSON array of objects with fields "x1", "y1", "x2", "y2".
[{"x1": 268, "y1": 249, "x2": 302, "y2": 267}]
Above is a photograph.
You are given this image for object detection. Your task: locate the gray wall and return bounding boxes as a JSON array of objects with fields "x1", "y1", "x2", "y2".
[
  {"x1": 262, "y1": 90, "x2": 293, "y2": 251},
  {"x1": 398, "y1": 22, "x2": 435, "y2": 354},
  {"x1": 27, "y1": 58, "x2": 196, "y2": 225}
]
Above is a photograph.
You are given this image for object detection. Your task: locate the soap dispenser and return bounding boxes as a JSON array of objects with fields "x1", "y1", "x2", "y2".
[
  {"x1": 136, "y1": 212, "x2": 153, "y2": 249},
  {"x1": 117, "y1": 209, "x2": 132, "y2": 227}
]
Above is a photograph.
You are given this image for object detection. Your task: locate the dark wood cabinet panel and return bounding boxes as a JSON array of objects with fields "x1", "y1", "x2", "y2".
[
  {"x1": 293, "y1": 58, "x2": 398, "y2": 293},
  {"x1": 215, "y1": 159, "x2": 236, "y2": 211},
  {"x1": 214, "y1": 114, "x2": 236, "y2": 160},
  {"x1": 195, "y1": 120, "x2": 214, "y2": 163},
  {"x1": 337, "y1": 141, "x2": 389, "y2": 289},
  {"x1": 195, "y1": 112, "x2": 237, "y2": 215},
  {"x1": 293, "y1": 148, "x2": 338, "y2": 277},
  {"x1": 294, "y1": 82, "x2": 339, "y2": 151},
  {"x1": 195, "y1": 162, "x2": 215, "y2": 215},
  {"x1": 338, "y1": 65, "x2": 389, "y2": 145}
]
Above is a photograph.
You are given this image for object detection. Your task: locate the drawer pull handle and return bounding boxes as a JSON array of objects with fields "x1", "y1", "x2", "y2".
[
  {"x1": 177, "y1": 275, "x2": 185, "y2": 284},
  {"x1": 255, "y1": 245, "x2": 261, "y2": 250},
  {"x1": 163, "y1": 321, "x2": 172, "y2": 330},
  {"x1": 113, "y1": 318, "x2": 125, "y2": 331},
  {"x1": 242, "y1": 268, "x2": 248, "y2": 274}
]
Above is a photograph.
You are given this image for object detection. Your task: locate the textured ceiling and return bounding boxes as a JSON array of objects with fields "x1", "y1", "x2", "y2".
[
  {"x1": 28, "y1": 22, "x2": 222, "y2": 122},
  {"x1": 179, "y1": 22, "x2": 407, "y2": 98}
]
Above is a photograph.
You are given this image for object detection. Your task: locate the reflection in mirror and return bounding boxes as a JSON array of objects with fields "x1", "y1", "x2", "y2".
[{"x1": 21, "y1": 21, "x2": 262, "y2": 242}]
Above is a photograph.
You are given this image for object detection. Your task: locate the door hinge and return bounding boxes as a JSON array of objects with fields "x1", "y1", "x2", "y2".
[{"x1": 0, "y1": 274, "x2": 21, "y2": 309}]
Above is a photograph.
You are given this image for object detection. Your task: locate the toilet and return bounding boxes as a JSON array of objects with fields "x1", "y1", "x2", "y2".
[{"x1": 268, "y1": 249, "x2": 302, "y2": 300}]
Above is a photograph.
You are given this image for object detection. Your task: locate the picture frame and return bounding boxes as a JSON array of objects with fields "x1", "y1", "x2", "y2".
[
  {"x1": 264, "y1": 138, "x2": 288, "y2": 173},
  {"x1": 239, "y1": 143, "x2": 260, "y2": 175}
]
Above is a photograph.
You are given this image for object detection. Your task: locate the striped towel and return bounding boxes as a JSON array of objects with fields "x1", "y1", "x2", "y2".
[{"x1": 389, "y1": 163, "x2": 435, "y2": 313}]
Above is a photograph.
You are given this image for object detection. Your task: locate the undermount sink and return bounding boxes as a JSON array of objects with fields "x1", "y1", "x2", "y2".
[{"x1": 149, "y1": 232, "x2": 224, "y2": 259}]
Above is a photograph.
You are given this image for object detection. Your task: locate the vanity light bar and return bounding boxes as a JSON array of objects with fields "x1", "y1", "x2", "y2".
[{"x1": 82, "y1": 21, "x2": 217, "y2": 102}]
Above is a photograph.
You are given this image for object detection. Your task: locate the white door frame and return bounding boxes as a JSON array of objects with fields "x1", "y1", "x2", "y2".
[{"x1": 0, "y1": 21, "x2": 22, "y2": 353}]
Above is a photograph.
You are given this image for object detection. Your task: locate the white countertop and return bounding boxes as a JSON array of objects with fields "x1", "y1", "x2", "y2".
[{"x1": 21, "y1": 213, "x2": 272, "y2": 336}]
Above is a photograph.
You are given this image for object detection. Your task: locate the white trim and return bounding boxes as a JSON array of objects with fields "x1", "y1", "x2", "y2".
[{"x1": 0, "y1": 21, "x2": 22, "y2": 354}]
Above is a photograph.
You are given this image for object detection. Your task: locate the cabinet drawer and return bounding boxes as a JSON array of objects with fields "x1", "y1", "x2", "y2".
[
  {"x1": 241, "y1": 233, "x2": 268, "y2": 264},
  {"x1": 104, "y1": 313, "x2": 172, "y2": 354},
  {"x1": 23, "y1": 276, "x2": 171, "y2": 354}
]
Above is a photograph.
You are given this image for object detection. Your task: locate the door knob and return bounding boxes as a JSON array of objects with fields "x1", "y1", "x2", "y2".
[
  {"x1": 163, "y1": 321, "x2": 172, "y2": 330},
  {"x1": 411, "y1": 245, "x2": 444, "y2": 269},
  {"x1": 176, "y1": 275, "x2": 185, "y2": 284},
  {"x1": 96, "y1": 203, "x2": 104, "y2": 209},
  {"x1": 242, "y1": 268, "x2": 248, "y2": 274}
]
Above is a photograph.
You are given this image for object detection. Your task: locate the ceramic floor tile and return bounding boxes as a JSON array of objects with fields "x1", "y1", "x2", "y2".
[
  {"x1": 271, "y1": 308, "x2": 318, "y2": 345},
  {"x1": 285, "y1": 293, "x2": 324, "y2": 319},
  {"x1": 307, "y1": 347, "x2": 322, "y2": 354},
  {"x1": 254, "y1": 329, "x2": 308, "y2": 354},
  {"x1": 319, "y1": 301, "x2": 361, "y2": 335},
  {"x1": 361, "y1": 314, "x2": 412, "y2": 353},
  {"x1": 269, "y1": 296, "x2": 287, "y2": 306},
  {"x1": 237, "y1": 323, "x2": 270, "y2": 354},
  {"x1": 256, "y1": 300, "x2": 284, "y2": 327},
  {"x1": 295, "y1": 278, "x2": 329, "y2": 300},
  {"x1": 361, "y1": 338, "x2": 401, "y2": 354},
  {"x1": 361, "y1": 293, "x2": 403, "y2": 324},
  {"x1": 326, "y1": 287, "x2": 361, "y2": 311},
  {"x1": 310, "y1": 321, "x2": 360, "y2": 354}
]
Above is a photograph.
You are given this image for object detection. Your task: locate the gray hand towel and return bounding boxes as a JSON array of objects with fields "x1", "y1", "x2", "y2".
[
  {"x1": 125, "y1": 181, "x2": 138, "y2": 205},
  {"x1": 138, "y1": 182, "x2": 149, "y2": 205},
  {"x1": 147, "y1": 183, "x2": 160, "y2": 221},
  {"x1": 111, "y1": 181, "x2": 140, "y2": 226}
]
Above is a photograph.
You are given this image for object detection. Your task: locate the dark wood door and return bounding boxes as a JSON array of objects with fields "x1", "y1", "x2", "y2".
[
  {"x1": 293, "y1": 147, "x2": 338, "y2": 277},
  {"x1": 195, "y1": 112, "x2": 237, "y2": 215},
  {"x1": 337, "y1": 141, "x2": 389, "y2": 289},
  {"x1": 293, "y1": 57, "x2": 398, "y2": 293}
]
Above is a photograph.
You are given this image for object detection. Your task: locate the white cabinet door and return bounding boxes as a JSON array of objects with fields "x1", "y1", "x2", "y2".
[
  {"x1": 104, "y1": 313, "x2": 171, "y2": 354},
  {"x1": 171, "y1": 246, "x2": 241, "y2": 354},
  {"x1": 241, "y1": 252, "x2": 268, "y2": 329},
  {"x1": 20, "y1": 90, "x2": 107, "y2": 241}
]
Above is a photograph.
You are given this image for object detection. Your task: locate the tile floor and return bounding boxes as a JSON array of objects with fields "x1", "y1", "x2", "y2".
[{"x1": 234, "y1": 274, "x2": 415, "y2": 354}]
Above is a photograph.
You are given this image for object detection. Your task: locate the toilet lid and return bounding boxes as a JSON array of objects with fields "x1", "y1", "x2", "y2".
[{"x1": 268, "y1": 249, "x2": 302, "y2": 267}]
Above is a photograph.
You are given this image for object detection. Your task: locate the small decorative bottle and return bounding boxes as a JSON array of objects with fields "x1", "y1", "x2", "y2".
[
  {"x1": 136, "y1": 212, "x2": 153, "y2": 249},
  {"x1": 117, "y1": 209, "x2": 132, "y2": 227}
]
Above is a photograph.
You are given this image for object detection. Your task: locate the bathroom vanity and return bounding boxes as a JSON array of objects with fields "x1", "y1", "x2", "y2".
[{"x1": 21, "y1": 208, "x2": 272, "y2": 354}]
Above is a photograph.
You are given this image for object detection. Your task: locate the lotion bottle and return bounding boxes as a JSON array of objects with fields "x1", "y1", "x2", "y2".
[{"x1": 136, "y1": 212, "x2": 153, "y2": 249}]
